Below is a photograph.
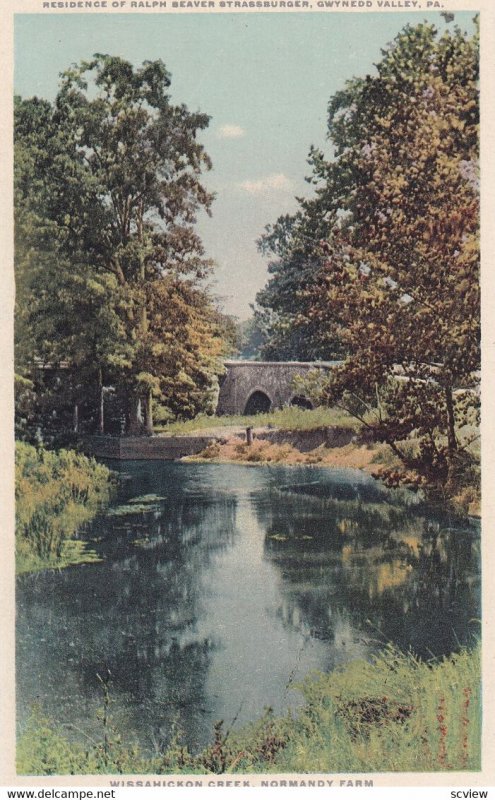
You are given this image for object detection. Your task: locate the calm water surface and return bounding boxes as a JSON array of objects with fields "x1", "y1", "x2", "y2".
[{"x1": 16, "y1": 462, "x2": 480, "y2": 753}]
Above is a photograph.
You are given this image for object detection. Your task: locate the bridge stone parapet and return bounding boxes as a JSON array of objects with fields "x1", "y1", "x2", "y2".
[{"x1": 216, "y1": 360, "x2": 339, "y2": 416}]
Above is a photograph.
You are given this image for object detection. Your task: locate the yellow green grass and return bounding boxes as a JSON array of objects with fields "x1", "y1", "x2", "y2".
[
  {"x1": 17, "y1": 643, "x2": 480, "y2": 775},
  {"x1": 156, "y1": 406, "x2": 361, "y2": 435},
  {"x1": 15, "y1": 442, "x2": 113, "y2": 574},
  {"x1": 271, "y1": 643, "x2": 481, "y2": 774}
]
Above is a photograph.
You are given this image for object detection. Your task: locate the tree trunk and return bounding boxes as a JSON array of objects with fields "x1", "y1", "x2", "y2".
[
  {"x1": 444, "y1": 384, "x2": 458, "y2": 456},
  {"x1": 138, "y1": 206, "x2": 148, "y2": 336},
  {"x1": 444, "y1": 384, "x2": 458, "y2": 488},
  {"x1": 127, "y1": 395, "x2": 145, "y2": 436},
  {"x1": 73, "y1": 403, "x2": 79, "y2": 434},
  {"x1": 145, "y1": 389, "x2": 154, "y2": 436},
  {"x1": 97, "y1": 368, "x2": 104, "y2": 434}
]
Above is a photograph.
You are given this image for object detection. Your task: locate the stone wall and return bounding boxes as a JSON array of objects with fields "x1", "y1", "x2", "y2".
[{"x1": 256, "y1": 426, "x2": 355, "y2": 451}]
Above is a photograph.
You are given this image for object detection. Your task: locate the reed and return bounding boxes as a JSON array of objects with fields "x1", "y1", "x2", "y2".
[
  {"x1": 15, "y1": 442, "x2": 113, "y2": 574},
  {"x1": 17, "y1": 643, "x2": 481, "y2": 775}
]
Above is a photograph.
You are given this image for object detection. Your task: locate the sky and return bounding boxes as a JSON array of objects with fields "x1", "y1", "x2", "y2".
[{"x1": 14, "y1": 11, "x2": 475, "y2": 319}]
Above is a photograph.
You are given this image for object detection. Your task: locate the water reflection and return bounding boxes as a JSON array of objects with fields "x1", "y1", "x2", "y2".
[
  {"x1": 16, "y1": 463, "x2": 480, "y2": 754},
  {"x1": 257, "y1": 479, "x2": 480, "y2": 656}
]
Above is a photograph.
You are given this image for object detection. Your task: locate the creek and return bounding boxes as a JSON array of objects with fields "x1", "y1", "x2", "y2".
[{"x1": 16, "y1": 462, "x2": 480, "y2": 754}]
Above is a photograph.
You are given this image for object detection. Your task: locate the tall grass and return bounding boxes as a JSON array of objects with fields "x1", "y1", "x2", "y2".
[
  {"x1": 15, "y1": 442, "x2": 113, "y2": 574},
  {"x1": 274, "y1": 643, "x2": 481, "y2": 773},
  {"x1": 17, "y1": 643, "x2": 480, "y2": 775},
  {"x1": 157, "y1": 406, "x2": 361, "y2": 435}
]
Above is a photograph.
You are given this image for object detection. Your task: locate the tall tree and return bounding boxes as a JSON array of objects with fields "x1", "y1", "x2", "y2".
[
  {"x1": 15, "y1": 95, "x2": 127, "y2": 438},
  {"x1": 256, "y1": 208, "x2": 343, "y2": 361},
  {"x1": 257, "y1": 19, "x2": 479, "y2": 486},
  {"x1": 15, "y1": 56, "x2": 227, "y2": 436}
]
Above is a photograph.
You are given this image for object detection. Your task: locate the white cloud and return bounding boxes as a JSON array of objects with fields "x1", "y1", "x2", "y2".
[
  {"x1": 239, "y1": 173, "x2": 293, "y2": 196},
  {"x1": 217, "y1": 124, "x2": 245, "y2": 139}
]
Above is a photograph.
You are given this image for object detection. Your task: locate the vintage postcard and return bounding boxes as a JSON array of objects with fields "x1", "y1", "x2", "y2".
[{"x1": 1, "y1": 0, "x2": 494, "y2": 793}]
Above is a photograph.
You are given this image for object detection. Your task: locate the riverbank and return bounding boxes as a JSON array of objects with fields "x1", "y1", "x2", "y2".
[
  {"x1": 17, "y1": 642, "x2": 480, "y2": 775},
  {"x1": 15, "y1": 442, "x2": 114, "y2": 574},
  {"x1": 164, "y1": 408, "x2": 397, "y2": 477},
  {"x1": 182, "y1": 427, "x2": 480, "y2": 518},
  {"x1": 187, "y1": 430, "x2": 388, "y2": 472}
]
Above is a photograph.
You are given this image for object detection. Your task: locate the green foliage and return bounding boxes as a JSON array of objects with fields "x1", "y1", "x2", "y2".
[
  {"x1": 15, "y1": 442, "x2": 113, "y2": 573},
  {"x1": 255, "y1": 212, "x2": 344, "y2": 361},
  {"x1": 236, "y1": 316, "x2": 269, "y2": 360},
  {"x1": 14, "y1": 56, "x2": 230, "y2": 438},
  {"x1": 17, "y1": 708, "x2": 87, "y2": 776},
  {"x1": 276, "y1": 644, "x2": 480, "y2": 773},
  {"x1": 18, "y1": 644, "x2": 480, "y2": 775},
  {"x1": 157, "y1": 405, "x2": 361, "y2": 434},
  {"x1": 256, "y1": 19, "x2": 480, "y2": 490}
]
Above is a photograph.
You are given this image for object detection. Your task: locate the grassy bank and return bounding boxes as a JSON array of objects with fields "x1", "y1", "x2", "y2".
[
  {"x1": 167, "y1": 406, "x2": 480, "y2": 516},
  {"x1": 157, "y1": 406, "x2": 361, "y2": 434},
  {"x1": 15, "y1": 442, "x2": 113, "y2": 574},
  {"x1": 191, "y1": 436, "x2": 390, "y2": 475},
  {"x1": 18, "y1": 644, "x2": 480, "y2": 775}
]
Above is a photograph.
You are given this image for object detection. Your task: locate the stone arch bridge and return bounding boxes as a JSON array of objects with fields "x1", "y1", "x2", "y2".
[{"x1": 216, "y1": 360, "x2": 339, "y2": 416}]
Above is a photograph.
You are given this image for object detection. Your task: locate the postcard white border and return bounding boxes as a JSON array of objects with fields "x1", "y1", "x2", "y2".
[{"x1": 1, "y1": 0, "x2": 494, "y2": 790}]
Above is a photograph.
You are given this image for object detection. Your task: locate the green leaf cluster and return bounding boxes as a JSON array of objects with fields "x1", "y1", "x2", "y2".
[
  {"x1": 256, "y1": 18, "x2": 480, "y2": 487},
  {"x1": 15, "y1": 56, "x2": 233, "y2": 437}
]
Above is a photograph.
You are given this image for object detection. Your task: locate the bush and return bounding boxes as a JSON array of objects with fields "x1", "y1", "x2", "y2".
[{"x1": 198, "y1": 442, "x2": 221, "y2": 459}]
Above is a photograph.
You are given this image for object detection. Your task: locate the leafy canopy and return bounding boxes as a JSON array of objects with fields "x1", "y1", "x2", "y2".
[
  {"x1": 15, "y1": 55, "x2": 232, "y2": 437},
  {"x1": 256, "y1": 19, "x2": 479, "y2": 486}
]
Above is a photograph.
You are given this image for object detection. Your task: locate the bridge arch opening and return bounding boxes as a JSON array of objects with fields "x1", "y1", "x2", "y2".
[
  {"x1": 290, "y1": 395, "x2": 313, "y2": 410},
  {"x1": 244, "y1": 391, "x2": 272, "y2": 415}
]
